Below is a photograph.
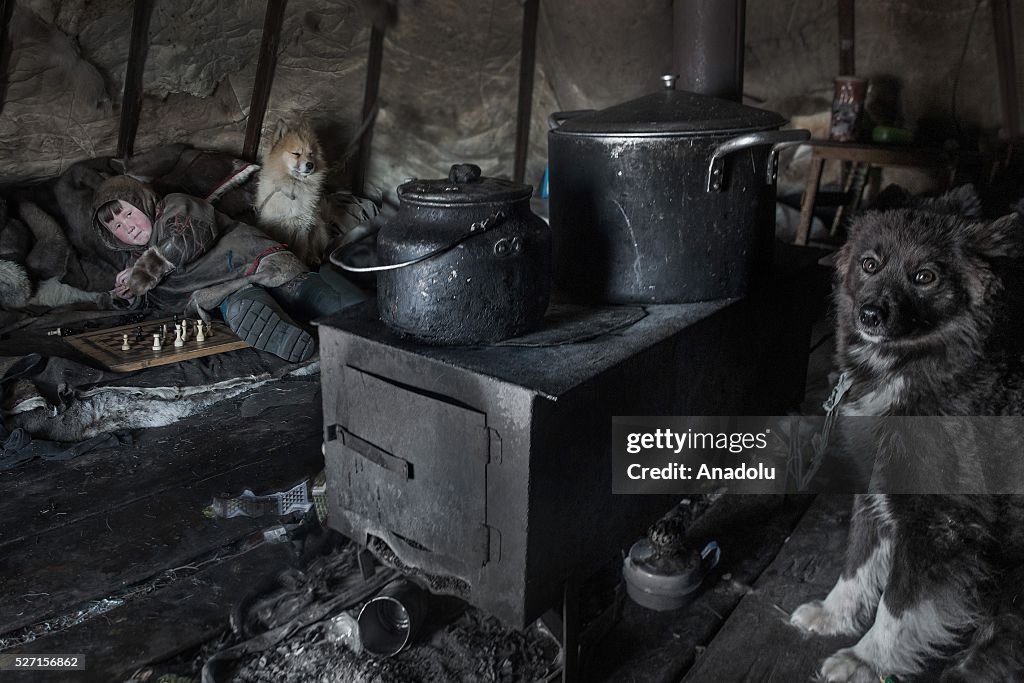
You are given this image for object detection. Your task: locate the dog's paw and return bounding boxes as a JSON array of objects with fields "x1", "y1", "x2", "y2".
[
  {"x1": 790, "y1": 600, "x2": 854, "y2": 636},
  {"x1": 819, "y1": 648, "x2": 876, "y2": 683}
]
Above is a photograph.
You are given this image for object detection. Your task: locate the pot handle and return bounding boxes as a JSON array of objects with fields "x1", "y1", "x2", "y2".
[
  {"x1": 329, "y1": 210, "x2": 507, "y2": 273},
  {"x1": 706, "y1": 129, "x2": 811, "y2": 192},
  {"x1": 548, "y1": 109, "x2": 596, "y2": 130}
]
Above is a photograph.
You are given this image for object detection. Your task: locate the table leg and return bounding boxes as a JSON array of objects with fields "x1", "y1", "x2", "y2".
[
  {"x1": 796, "y1": 155, "x2": 826, "y2": 245},
  {"x1": 832, "y1": 162, "x2": 870, "y2": 238}
]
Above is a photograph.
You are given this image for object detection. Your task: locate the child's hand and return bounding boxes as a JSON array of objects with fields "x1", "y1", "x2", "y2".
[{"x1": 113, "y1": 268, "x2": 133, "y2": 299}]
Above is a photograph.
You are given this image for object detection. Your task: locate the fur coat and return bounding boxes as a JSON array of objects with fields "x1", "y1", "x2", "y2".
[{"x1": 90, "y1": 176, "x2": 301, "y2": 311}]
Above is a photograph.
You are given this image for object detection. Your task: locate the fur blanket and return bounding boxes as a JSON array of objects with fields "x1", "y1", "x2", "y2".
[
  {"x1": 5, "y1": 368, "x2": 317, "y2": 442},
  {"x1": 1, "y1": 144, "x2": 378, "y2": 315},
  {"x1": 0, "y1": 145, "x2": 379, "y2": 447},
  {"x1": 1, "y1": 325, "x2": 319, "y2": 443},
  {"x1": 0, "y1": 145, "x2": 261, "y2": 311}
]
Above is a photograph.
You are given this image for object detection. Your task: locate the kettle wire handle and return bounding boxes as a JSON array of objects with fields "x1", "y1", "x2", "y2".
[{"x1": 329, "y1": 210, "x2": 507, "y2": 274}]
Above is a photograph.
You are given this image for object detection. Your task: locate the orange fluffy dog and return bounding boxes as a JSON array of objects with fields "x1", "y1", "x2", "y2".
[{"x1": 255, "y1": 119, "x2": 330, "y2": 268}]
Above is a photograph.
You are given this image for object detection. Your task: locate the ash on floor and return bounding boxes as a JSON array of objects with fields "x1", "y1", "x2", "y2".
[
  {"x1": 229, "y1": 610, "x2": 559, "y2": 683},
  {"x1": 191, "y1": 535, "x2": 560, "y2": 683}
]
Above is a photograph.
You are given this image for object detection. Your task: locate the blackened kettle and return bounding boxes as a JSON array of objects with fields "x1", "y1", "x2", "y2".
[{"x1": 350, "y1": 164, "x2": 551, "y2": 345}]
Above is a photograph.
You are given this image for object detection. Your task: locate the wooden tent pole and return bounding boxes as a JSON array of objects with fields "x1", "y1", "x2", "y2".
[
  {"x1": 116, "y1": 0, "x2": 154, "y2": 159},
  {"x1": 0, "y1": 0, "x2": 14, "y2": 119},
  {"x1": 353, "y1": 23, "x2": 385, "y2": 196},
  {"x1": 991, "y1": 0, "x2": 1020, "y2": 138},
  {"x1": 513, "y1": 0, "x2": 540, "y2": 184},
  {"x1": 837, "y1": 0, "x2": 854, "y2": 76},
  {"x1": 243, "y1": 0, "x2": 288, "y2": 162}
]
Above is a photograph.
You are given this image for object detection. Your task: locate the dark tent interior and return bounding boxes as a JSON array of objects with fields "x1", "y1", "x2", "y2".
[{"x1": 2, "y1": 1, "x2": 1024, "y2": 681}]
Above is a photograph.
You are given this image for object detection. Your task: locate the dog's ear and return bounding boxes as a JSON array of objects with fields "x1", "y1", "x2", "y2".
[
  {"x1": 271, "y1": 119, "x2": 289, "y2": 146},
  {"x1": 843, "y1": 208, "x2": 883, "y2": 245},
  {"x1": 924, "y1": 184, "x2": 983, "y2": 219},
  {"x1": 871, "y1": 183, "x2": 984, "y2": 219},
  {"x1": 295, "y1": 117, "x2": 318, "y2": 141},
  {"x1": 968, "y1": 213, "x2": 1024, "y2": 259}
]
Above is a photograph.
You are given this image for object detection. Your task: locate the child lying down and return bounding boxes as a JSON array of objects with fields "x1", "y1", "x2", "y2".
[{"x1": 91, "y1": 175, "x2": 365, "y2": 363}]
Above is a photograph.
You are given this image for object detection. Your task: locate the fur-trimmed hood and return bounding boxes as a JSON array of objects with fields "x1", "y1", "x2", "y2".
[{"x1": 91, "y1": 175, "x2": 160, "y2": 251}]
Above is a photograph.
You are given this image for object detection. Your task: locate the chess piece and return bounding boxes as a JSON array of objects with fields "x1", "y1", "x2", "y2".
[
  {"x1": 162, "y1": 324, "x2": 168, "y2": 341},
  {"x1": 135, "y1": 325, "x2": 144, "y2": 342},
  {"x1": 152, "y1": 333, "x2": 162, "y2": 351},
  {"x1": 181, "y1": 319, "x2": 189, "y2": 343},
  {"x1": 196, "y1": 320, "x2": 206, "y2": 342},
  {"x1": 121, "y1": 334, "x2": 130, "y2": 351},
  {"x1": 174, "y1": 324, "x2": 184, "y2": 348}
]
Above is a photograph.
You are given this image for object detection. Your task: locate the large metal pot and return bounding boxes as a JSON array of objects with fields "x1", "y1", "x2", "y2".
[
  {"x1": 548, "y1": 76, "x2": 809, "y2": 304},
  {"x1": 344, "y1": 164, "x2": 551, "y2": 345}
]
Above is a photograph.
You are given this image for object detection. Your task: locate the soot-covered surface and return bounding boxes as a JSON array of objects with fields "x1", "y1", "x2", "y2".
[
  {"x1": 228, "y1": 609, "x2": 559, "y2": 683},
  {"x1": 148, "y1": 496, "x2": 811, "y2": 683}
]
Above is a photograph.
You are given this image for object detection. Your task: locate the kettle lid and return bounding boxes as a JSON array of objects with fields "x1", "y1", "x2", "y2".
[
  {"x1": 552, "y1": 85, "x2": 786, "y2": 138},
  {"x1": 398, "y1": 164, "x2": 533, "y2": 205}
]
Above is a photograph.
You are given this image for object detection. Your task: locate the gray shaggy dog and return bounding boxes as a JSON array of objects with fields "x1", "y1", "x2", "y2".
[{"x1": 790, "y1": 186, "x2": 1024, "y2": 682}]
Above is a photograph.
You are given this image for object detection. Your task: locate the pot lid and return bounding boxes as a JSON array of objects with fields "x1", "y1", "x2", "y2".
[
  {"x1": 398, "y1": 164, "x2": 533, "y2": 205},
  {"x1": 551, "y1": 84, "x2": 786, "y2": 137}
]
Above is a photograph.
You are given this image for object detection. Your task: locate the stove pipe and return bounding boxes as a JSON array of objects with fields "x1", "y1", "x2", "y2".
[{"x1": 672, "y1": 0, "x2": 747, "y2": 101}]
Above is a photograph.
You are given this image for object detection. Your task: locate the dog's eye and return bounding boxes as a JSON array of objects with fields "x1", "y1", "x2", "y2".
[
  {"x1": 861, "y1": 257, "x2": 879, "y2": 274},
  {"x1": 913, "y1": 269, "x2": 937, "y2": 285},
  {"x1": 292, "y1": 151, "x2": 301, "y2": 157}
]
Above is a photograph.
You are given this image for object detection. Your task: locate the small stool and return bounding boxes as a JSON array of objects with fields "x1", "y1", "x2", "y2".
[{"x1": 794, "y1": 140, "x2": 956, "y2": 245}]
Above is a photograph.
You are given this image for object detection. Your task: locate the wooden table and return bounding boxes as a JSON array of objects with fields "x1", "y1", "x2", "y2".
[{"x1": 795, "y1": 140, "x2": 956, "y2": 245}]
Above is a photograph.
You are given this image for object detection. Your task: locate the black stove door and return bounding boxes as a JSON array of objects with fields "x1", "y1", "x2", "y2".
[{"x1": 331, "y1": 365, "x2": 490, "y2": 566}]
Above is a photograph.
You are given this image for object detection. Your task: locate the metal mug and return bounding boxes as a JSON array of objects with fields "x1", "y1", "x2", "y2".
[{"x1": 357, "y1": 578, "x2": 429, "y2": 656}]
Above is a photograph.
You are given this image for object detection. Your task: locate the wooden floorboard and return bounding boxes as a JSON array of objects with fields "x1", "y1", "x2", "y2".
[
  {"x1": 0, "y1": 439, "x2": 320, "y2": 635},
  {"x1": 2, "y1": 540, "x2": 295, "y2": 682},
  {"x1": 0, "y1": 381, "x2": 321, "y2": 547},
  {"x1": 681, "y1": 494, "x2": 856, "y2": 682},
  {"x1": 587, "y1": 495, "x2": 815, "y2": 683},
  {"x1": 0, "y1": 382, "x2": 324, "y2": 636}
]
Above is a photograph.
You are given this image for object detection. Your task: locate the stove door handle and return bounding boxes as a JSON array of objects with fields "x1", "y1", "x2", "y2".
[{"x1": 341, "y1": 427, "x2": 411, "y2": 479}]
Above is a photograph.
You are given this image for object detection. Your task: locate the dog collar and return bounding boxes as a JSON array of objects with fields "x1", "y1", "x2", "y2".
[
  {"x1": 822, "y1": 371, "x2": 853, "y2": 416},
  {"x1": 256, "y1": 186, "x2": 298, "y2": 215},
  {"x1": 799, "y1": 371, "x2": 853, "y2": 487}
]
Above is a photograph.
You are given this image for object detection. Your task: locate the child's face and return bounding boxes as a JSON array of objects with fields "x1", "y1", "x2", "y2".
[{"x1": 104, "y1": 200, "x2": 152, "y2": 246}]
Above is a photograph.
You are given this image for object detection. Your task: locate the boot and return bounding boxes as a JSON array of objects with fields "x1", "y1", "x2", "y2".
[
  {"x1": 220, "y1": 286, "x2": 315, "y2": 363},
  {"x1": 269, "y1": 267, "x2": 367, "y2": 322}
]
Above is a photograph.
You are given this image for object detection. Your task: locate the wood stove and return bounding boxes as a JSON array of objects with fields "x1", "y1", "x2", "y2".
[{"x1": 317, "y1": 260, "x2": 817, "y2": 627}]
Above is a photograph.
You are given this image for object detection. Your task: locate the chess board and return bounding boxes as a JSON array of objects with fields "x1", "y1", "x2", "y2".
[{"x1": 65, "y1": 317, "x2": 251, "y2": 372}]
